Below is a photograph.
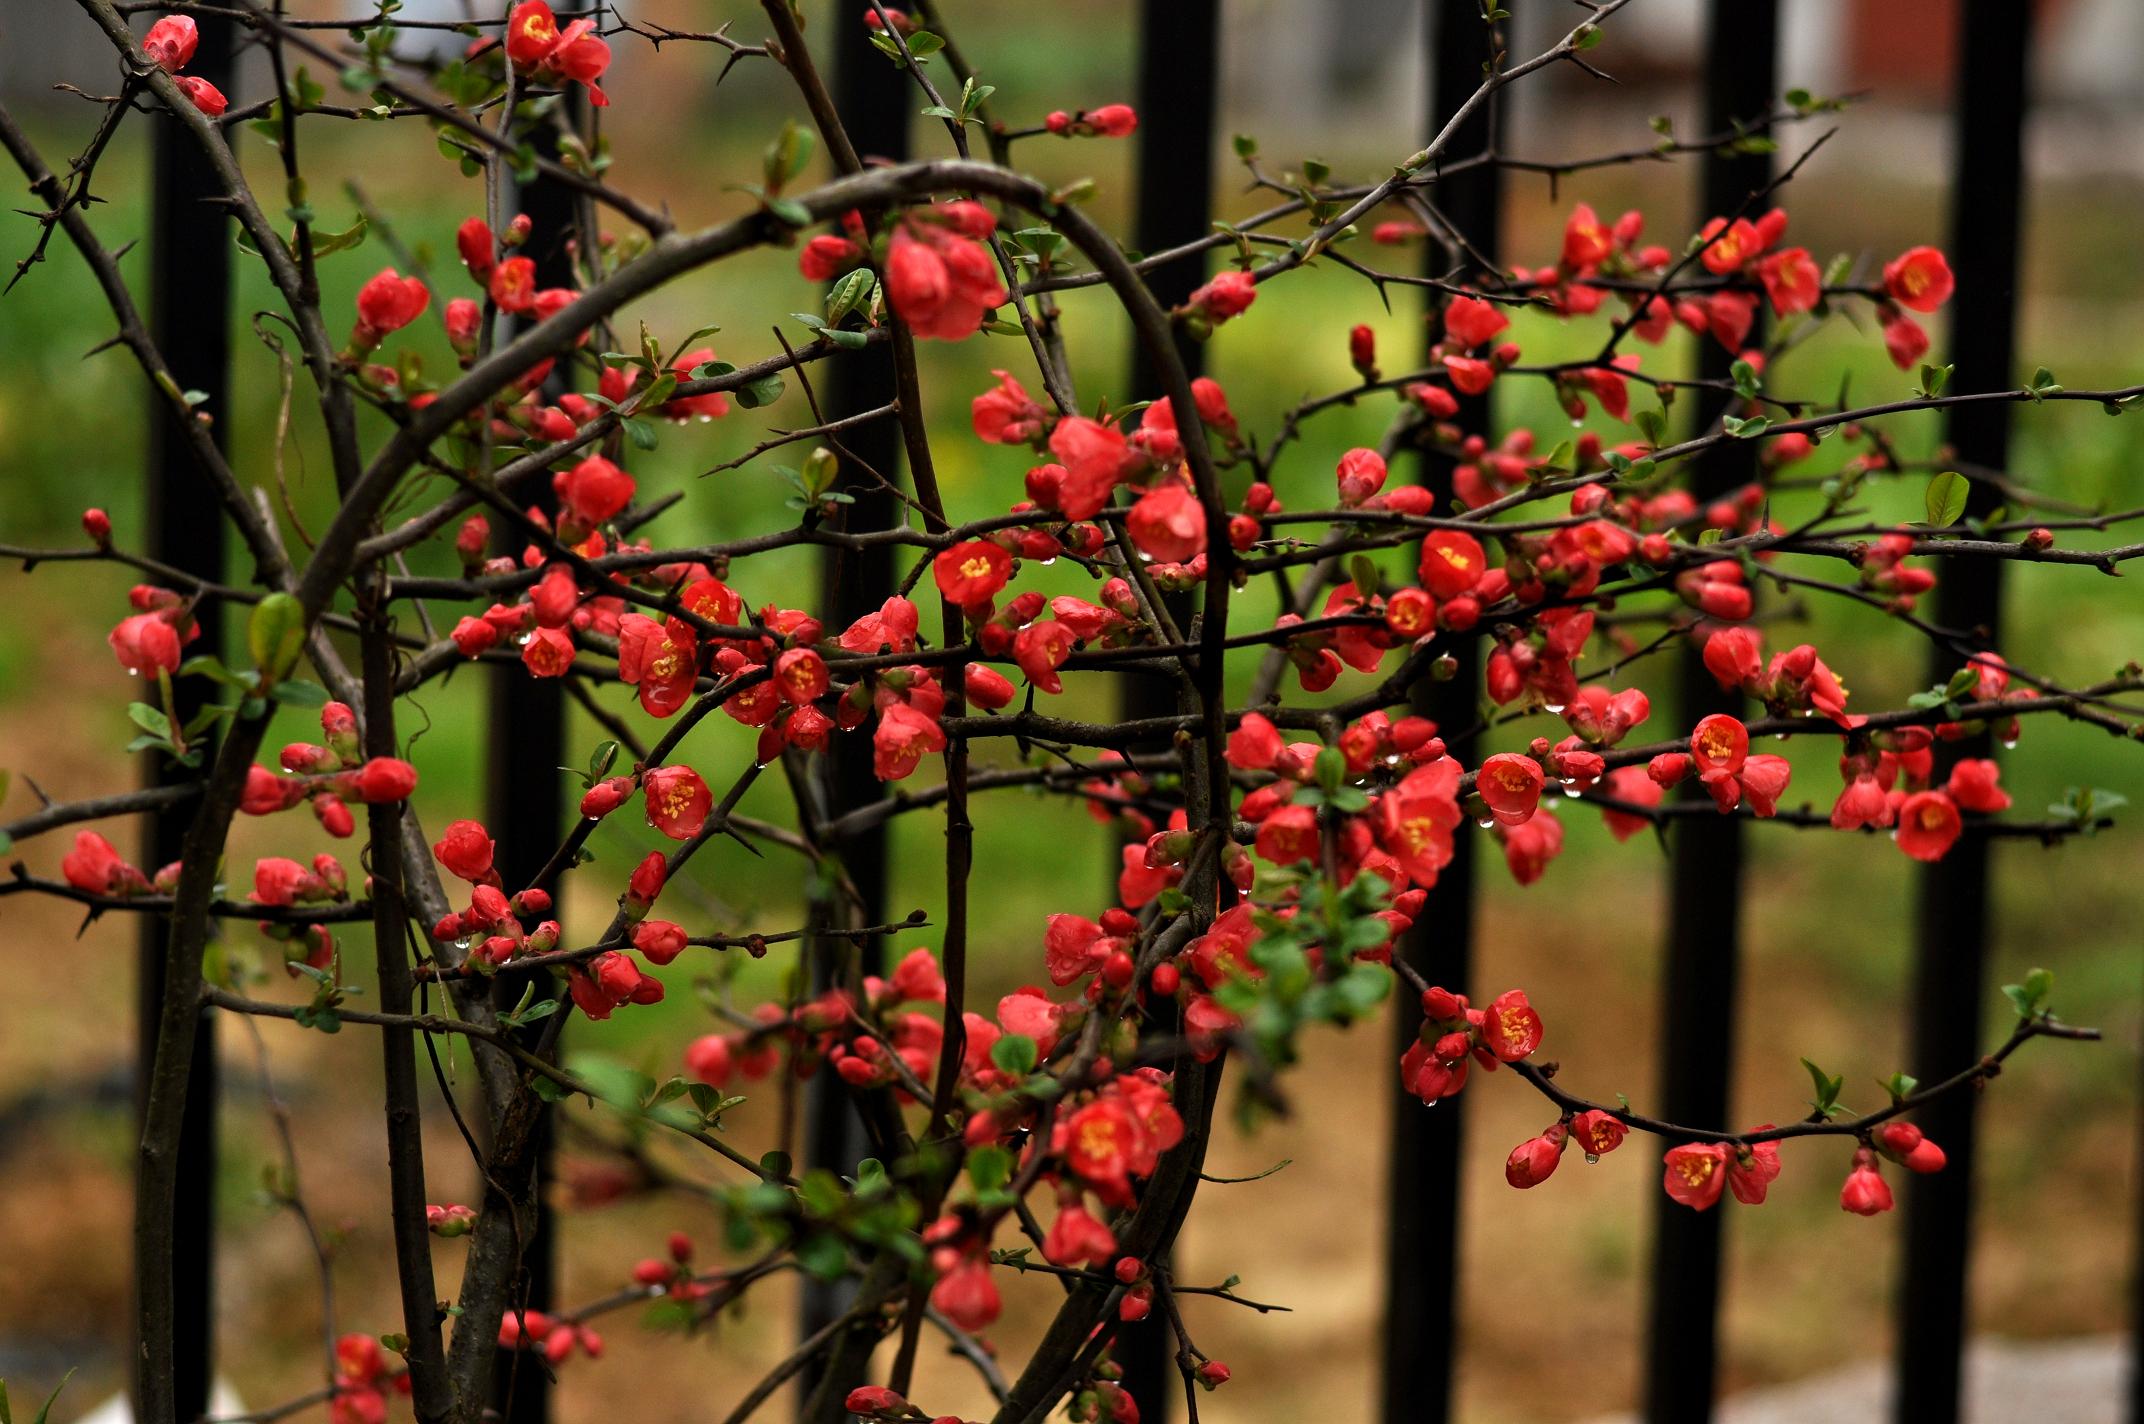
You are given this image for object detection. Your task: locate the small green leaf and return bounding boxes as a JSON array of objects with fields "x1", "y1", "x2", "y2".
[
  {"x1": 1924, "y1": 470, "x2": 1968, "y2": 527},
  {"x1": 826, "y1": 269, "x2": 876, "y2": 325},
  {"x1": 248, "y1": 592, "x2": 307, "y2": 681},
  {"x1": 990, "y1": 1033, "x2": 1038, "y2": 1077}
]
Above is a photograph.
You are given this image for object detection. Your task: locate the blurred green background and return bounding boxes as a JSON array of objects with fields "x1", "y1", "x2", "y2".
[{"x1": 1, "y1": 2, "x2": 2141, "y2": 1421}]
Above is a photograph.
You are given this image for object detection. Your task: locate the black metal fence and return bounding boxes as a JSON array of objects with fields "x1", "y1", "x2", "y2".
[{"x1": 127, "y1": 2, "x2": 2132, "y2": 1422}]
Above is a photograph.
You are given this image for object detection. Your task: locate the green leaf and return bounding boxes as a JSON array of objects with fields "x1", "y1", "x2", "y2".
[
  {"x1": 761, "y1": 120, "x2": 815, "y2": 193},
  {"x1": 764, "y1": 196, "x2": 812, "y2": 228},
  {"x1": 990, "y1": 1033, "x2": 1038, "y2": 1077},
  {"x1": 905, "y1": 30, "x2": 945, "y2": 56},
  {"x1": 760, "y1": 1149, "x2": 793, "y2": 1180},
  {"x1": 248, "y1": 592, "x2": 307, "y2": 681},
  {"x1": 269, "y1": 678, "x2": 329, "y2": 707},
  {"x1": 735, "y1": 374, "x2": 786, "y2": 409},
  {"x1": 309, "y1": 213, "x2": 369, "y2": 259},
  {"x1": 1721, "y1": 414, "x2": 1768, "y2": 439},
  {"x1": 1924, "y1": 470, "x2": 1968, "y2": 527},
  {"x1": 623, "y1": 417, "x2": 659, "y2": 451},
  {"x1": 794, "y1": 1231, "x2": 848, "y2": 1281},
  {"x1": 826, "y1": 269, "x2": 876, "y2": 325},
  {"x1": 587, "y1": 739, "x2": 620, "y2": 785},
  {"x1": 966, "y1": 1143, "x2": 1014, "y2": 1192},
  {"x1": 128, "y1": 702, "x2": 173, "y2": 738}
]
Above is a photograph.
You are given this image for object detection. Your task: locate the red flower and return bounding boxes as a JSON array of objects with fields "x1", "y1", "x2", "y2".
[
  {"x1": 520, "y1": 626, "x2": 576, "y2": 678},
  {"x1": 553, "y1": 455, "x2": 635, "y2": 526},
  {"x1": 1379, "y1": 759, "x2": 1462, "y2": 886},
  {"x1": 1043, "y1": 1201, "x2": 1118, "y2": 1266},
  {"x1": 1480, "y1": 988, "x2": 1542, "y2": 1062},
  {"x1": 1697, "y1": 216, "x2": 1762, "y2": 274},
  {"x1": 644, "y1": 765, "x2": 712, "y2": 839},
  {"x1": 252, "y1": 856, "x2": 322, "y2": 907},
  {"x1": 173, "y1": 76, "x2": 226, "y2": 116},
  {"x1": 873, "y1": 702, "x2": 945, "y2": 782},
  {"x1": 1883, "y1": 311, "x2": 1930, "y2": 370},
  {"x1": 143, "y1": 15, "x2": 198, "y2": 71},
  {"x1": 1840, "y1": 1148, "x2": 1893, "y2": 1215},
  {"x1": 798, "y1": 234, "x2": 863, "y2": 282},
  {"x1": 433, "y1": 820, "x2": 495, "y2": 882},
  {"x1": 351, "y1": 757, "x2": 418, "y2": 803},
  {"x1": 1562, "y1": 203, "x2": 1612, "y2": 269},
  {"x1": 1757, "y1": 246, "x2": 1822, "y2": 315},
  {"x1": 1570, "y1": 1109, "x2": 1627, "y2": 1157},
  {"x1": 885, "y1": 223, "x2": 1005, "y2": 342},
  {"x1": 1737, "y1": 755, "x2": 1792, "y2": 818},
  {"x1": 1047, "y1": 416, "x2": 1129, "y2": 521},
  {"x1": 1895, "y1": 790, "x2": 1962, "y2": 861},
  {"x1": 1662, "y1": 1142, "x2": 1730, "y2": 1210},
  {"x1": 1598, "y1": 766, "x2": 1662, "y2": 842},
  {"x1": 354, "y1": 269, "x2": 430, "y2": 342},
  {"x1": 663, "y1": 347, "x2": 730, "y2": 422},
  {"x1": 1336, "y1": 447, "x2": 1387, "y2": 506},
  {"x1": 615, "y1": 614, "x2": 698, "y2": 718},
  {"x1": 971, "y1": 369, "x2": 1045, "y2": 445},
  {"x1": 774, "y1": 647, "x2": 828, "y2": 705},
  {"x1": 840, "y1": 595, "x2": 919, "y2": 654},
  {"x1": 455, "y1": 217, "x2": 495, "y2": 279},
  {"x1": 1226, "y1": 713, "x2": 1283, "y2": 770},
  {"x1": 1418, "y1": 530, "x2": 1485, "y2": 599},
  {"x1": 933, "y1": 540, "x2": 1014, "y2": 610},
  {"x1": 1126, "y1": 481, "x2": 1206, "y2": 562},
  {"x1": 1444, "y1": 354, "x2": 1495, "y2": 396},
  {"x1": 963, "y1": 664, "x2": 1016, "y2": 710},
  {"x1": 1477, "y1": 753, "x2": 1543, "y2": 826},
  {"x1": 489, "y1": 256, "x2": 537, "y2": 314},
  {"x1": 109, "y1": 612, "x2": 182, "y2": 676},
  {"x1": 1013, "y1": 620, "x2": 1076, "y2": 694},
  {"x1": 62, "y1": 831, "x2": 148, "y2": 896},
  {"x1": 1188, "y1": 269, "x2": 1256, "y2": 323},
  {"x1": 1688, "y1": 714, "x2": 1748, "y2": 776},
  {"x1": 1701, "y1": 626, "x2": 1762, "y2": 691},
  {"x1": 1442, "y1": 294, "x2": 1508, "y2": 350},
  {"x1": 684, "y1": 1034, "x2": 732, "y2": 1087},
  {"x1": 1505, "y1": 1129, "x2": 1565, "y2": 1188},
  {"x1": 1945, "y1": 758, "x2": 2010, "y2": 813},
  {"x1": 1728, "y1": 1135, "x2": 1783, "y2": 1205},
  {"x1": 930, "y1": 1260, "x2": 1000, "y2": 1332},
  {"x1": 1883, "y1": 246, "x2": 1954, "y2": 312},
  {"x1": 632, "y1": 919, "x2": 688, "y2": 966},
  {"x1": 504, "y1": 0, "x2": 610, "y2": 106},
  {"x1": 1253, "y1": 804, "x2": 1318, "y2": 866}
]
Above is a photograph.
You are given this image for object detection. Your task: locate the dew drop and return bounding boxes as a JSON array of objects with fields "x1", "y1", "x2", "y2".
[{"x1": 1475, "y1": 817, "x2": 1497, "y2": 830}]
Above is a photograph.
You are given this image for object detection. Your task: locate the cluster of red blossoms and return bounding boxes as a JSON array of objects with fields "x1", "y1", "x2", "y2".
[
  {"x1": 497, "y1": 0, "x2": 612, "y2": 106},
  {"x1": 328, "y1": 1333, "x2": 410, "y2": 1424},
  {"x1": 140, "y1": 15, "x2": 227, "y2": 115}
]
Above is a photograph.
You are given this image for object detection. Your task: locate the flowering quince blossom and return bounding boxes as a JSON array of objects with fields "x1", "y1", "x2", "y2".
[
  {"x1": 885, "y1": 203, "x2": 1008, "y2": 341},
  {"x1": 503, "y1": 0, "x2": 612, "y2": 106},
  {"x1": 22, "y1": 15, "x2": 2139, "y2": 1420}
]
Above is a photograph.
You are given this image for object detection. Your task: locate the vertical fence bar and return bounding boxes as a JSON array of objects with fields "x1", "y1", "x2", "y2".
[
  {"x1": 796, "y1": 0, "x2": 907, "y2": 1401},
  {"x1": 138, "y1": 15, "x2": 235, "y2": 1420},
  {"x1": 1642, "y1": 6, "x2": 1775, "y2": 1422},
  {"x1": 1895, "y1": 5, "x2": 2031, "y2": 1421},
  {"x1": 1380, "y1": 8, "x2": 1502, "y2": 1424},
  {"x1": 485, "y1": 122, "x2": 583, "y2": 1424},
  {"x1": 1120, "y1": 2, "x2": 1220, "y2": 1417}
]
